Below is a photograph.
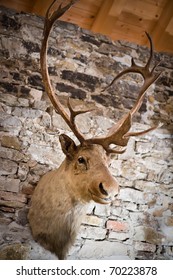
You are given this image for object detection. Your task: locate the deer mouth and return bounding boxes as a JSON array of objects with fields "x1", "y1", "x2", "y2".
[{"x1": 89, "y1": 191, "x2": 112, "y2": 205}]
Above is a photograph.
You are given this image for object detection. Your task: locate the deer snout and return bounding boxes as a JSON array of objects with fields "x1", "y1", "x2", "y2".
[
  {"x1": 98, "y1": 180, "x2": 119, "y2": 203},
  {"x1": 99, "y1": 182, "x2": 108, "y2": 196}
]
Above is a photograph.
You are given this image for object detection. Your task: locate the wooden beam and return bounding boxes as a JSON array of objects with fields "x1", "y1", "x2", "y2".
[
  {"x1": 166, "y1": 17, "x2": 173, "y2": 36},
  {"x1": 91, "y1": 0, "x2": 126, "y2": 36},
  {"x1": 91, "y1": 0, "x2": 114, "y2": 34},
  {"x1": 156, "y1": 31, "x2": 173, "y2": 53},
  {"x1": 109, "y1": 0, "x2": 127, "y2": 16},
  {"x1": 150, "y1": 0, "x2": 173, "y2": 50}
]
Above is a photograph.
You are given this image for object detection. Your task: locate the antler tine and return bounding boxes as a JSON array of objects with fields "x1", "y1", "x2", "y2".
[
  {"x1": 129, "y1": 32, "x2": 162, "y2": 117},
  {"x1": 85, "y1": 33, "x2": 162, "y2": 153},
  {"x1": 145, "y1": 32, "x2": 153, "y2": 68},
  {"x1": 45, "y1": 0, "x2": 78, "y2": 23},
  {"x1": 104, "y1": 32, "x2": 160, "y2": 98},
  {"x1": 67, "y1": 98, "x2": 95, "y2": 131},
  {"x1": 40, "y1": 0, "x2": 86, "y2": 143}
]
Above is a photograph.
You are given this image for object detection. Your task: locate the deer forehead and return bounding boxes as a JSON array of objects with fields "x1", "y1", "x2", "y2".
[{"x1": 77, "y1": 144, "x2": 108, "y2": 161}]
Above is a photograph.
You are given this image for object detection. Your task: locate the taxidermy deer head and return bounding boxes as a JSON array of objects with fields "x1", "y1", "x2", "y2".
[{"x1": 28, "y1": 0, "x2": 162, "y2": 259}]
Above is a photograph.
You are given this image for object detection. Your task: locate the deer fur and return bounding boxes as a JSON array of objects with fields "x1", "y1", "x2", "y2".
[{"x1": 28, "y1": 135, "x2": 119, "y2": 259}]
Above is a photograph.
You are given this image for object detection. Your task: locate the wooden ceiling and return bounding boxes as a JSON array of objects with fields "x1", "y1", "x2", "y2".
[{"x1": 0, "y1": 0, "x2": 173, "y2": 54}]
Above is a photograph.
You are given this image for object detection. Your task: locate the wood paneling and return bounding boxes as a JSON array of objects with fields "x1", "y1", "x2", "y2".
[
  {"x1": 0, "y1": 0, "x2": 172, "y2": 53},
  {"x1": 0, "y1": 0, "x2": 33, "y2": 13}
]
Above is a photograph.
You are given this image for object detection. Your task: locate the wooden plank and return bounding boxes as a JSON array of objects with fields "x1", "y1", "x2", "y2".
[
  {"x1": 119, "y1": 11, "x2": 153, "y2": 29},
  {"x1": 143, "y1": 0, "x2": 166, "y2": 7},
  {"x1": 124, "y1": 0, "x2": 163, "y2": 20},
  {"x1": 32, "y1": 0, "x2": 53, "y2": 16},
  {"x1": 111, "y1": 19, "x2": 145, "y2": 43},
  {"x1": 74, "y1": 0, "x2": 103, "y2": 13},
  {"x1": 57, "y1": 7, "x2": 95, "y2": 29},
  {"x1": 91, "y1": 0, "x2": 126, "y2": 35},
  {"x1": 0, "y1": 0, "x2": 34, "y2": 13},
  {"x1": 70, "y1": 2, "x2": 102, "y2": 29}
]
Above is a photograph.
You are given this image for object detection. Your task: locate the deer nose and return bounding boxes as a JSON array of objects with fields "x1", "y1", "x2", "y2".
[
  {"x1": 99, "y1": 182, "x2": 119, "y2": 197},
  {"x1": 99, "y1": 182, "x2": 108, "y2": 196}
]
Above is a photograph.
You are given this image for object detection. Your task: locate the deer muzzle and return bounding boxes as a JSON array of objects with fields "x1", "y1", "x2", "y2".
[{"x1": 89, "y1": 173, "x2": 119, "y2": 205}]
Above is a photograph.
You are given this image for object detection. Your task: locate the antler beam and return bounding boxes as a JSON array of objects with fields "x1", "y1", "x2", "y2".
[{"x1": 40, "y1": 0, "x2": 86, "y2": 143}]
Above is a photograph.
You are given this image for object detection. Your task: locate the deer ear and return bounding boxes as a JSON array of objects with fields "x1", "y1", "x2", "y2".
[{"x1": 59, "y1": 134, "x2": 77, "y2": 159}]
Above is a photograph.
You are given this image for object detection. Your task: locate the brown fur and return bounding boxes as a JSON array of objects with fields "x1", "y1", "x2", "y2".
[{"x1": 28, "y1": 135, "x2": 119, "y2": 259}]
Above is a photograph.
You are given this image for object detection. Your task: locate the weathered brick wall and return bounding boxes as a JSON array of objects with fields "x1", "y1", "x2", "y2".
[{"x1": 0, "y1": 6, "x2": 173, "y2": 260}]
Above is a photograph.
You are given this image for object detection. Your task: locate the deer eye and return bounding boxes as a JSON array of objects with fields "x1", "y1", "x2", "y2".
[{"x1": 77, "y1": 156, "x2": 86, "y2": 164}]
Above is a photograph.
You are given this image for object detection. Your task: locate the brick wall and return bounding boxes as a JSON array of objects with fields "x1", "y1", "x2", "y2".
[{"x1": 0, "y1": 6, "x2": 173, "y2": 260}]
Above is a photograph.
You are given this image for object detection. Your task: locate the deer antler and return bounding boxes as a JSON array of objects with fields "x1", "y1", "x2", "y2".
[
  {"x1": 40, "y1": 0, "x2": 88, "y2": 143},
  {"x1": 41, "y1": 1, "x2": 162, "y2": 154},
  {"x1": 84, "y1": 32, "x2": 162, "y2": 153}
]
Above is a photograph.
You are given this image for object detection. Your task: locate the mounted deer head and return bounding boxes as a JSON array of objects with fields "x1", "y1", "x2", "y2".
[{"x1": 28, "y1": 0, "x2": 162, "y2": 259}]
